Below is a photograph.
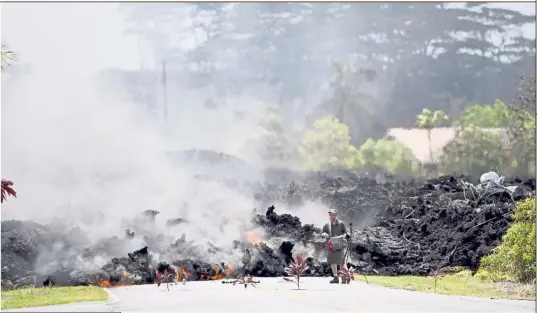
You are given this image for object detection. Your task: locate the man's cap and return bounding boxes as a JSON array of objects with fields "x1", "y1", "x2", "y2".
[{"x1": 328, "y1": 209, "x2": 338, "y2": 215}]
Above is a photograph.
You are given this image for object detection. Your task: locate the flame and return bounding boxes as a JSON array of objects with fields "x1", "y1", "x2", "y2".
[
  {"x1": 206, "y1": 265, "x2": 225, "y2": 280},
  {"x1": 89, "y1": 267, "x2": 133, "y2": 287},
  {"x1": 245, "y1": 231, "x2": 261, "y2": 244},
  {"x1": 89, "y1": 278, "x2": 112, "y2": 287},
  {"x1": 170, "y1": 265, "x2": 181, "y2": 282},
  {"x1": 90, "y1": 264, "x2": 237, "y2": 287},
  {"x1": 224, "y1": 265, "x2": 234, "y2": 278},
  {"x1": 181, "y1": 267, "x2": 190, "y2": 280},
  {"x1": 162, "y1": 264, "x2": 236, "y2": 282},
  {"x1": 170, "y1": 265, "x2": 191, "y2": 282}
]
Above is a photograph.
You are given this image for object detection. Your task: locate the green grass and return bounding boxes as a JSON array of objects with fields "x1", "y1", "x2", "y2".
[
  {"x1": 1, "y1": 286, "x2": 109, "y2": 310},
  {"x1": 353, "y1": 271, "x2": 536, "y2": 300}
]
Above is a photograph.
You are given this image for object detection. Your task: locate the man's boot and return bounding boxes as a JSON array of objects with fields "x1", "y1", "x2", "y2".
[{"x1": 330, "y1": 276, "x2": 339, "y2": 284}]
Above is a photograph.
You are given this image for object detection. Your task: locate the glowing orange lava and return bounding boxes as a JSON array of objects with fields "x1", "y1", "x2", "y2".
[
  {"x1": 89, "y1": 266, "x2": 133, "y2": 287},
  {"x1": 89, "y1": 279, "x2": 112, "y2": 287},
  {"x1": 245, "y1": 231, "x2": 262, "y2": 244}
]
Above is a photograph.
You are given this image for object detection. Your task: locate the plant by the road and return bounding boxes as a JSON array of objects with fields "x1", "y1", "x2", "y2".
[
  {"x1": 1, "y1": 179, "x2": 16, "y2": 203},
  {"x1": 283, "y1": 255, "x2": 309, "y2": 289},
  {"x1": 338, "y1": 266, "x2": 357, "y2": 284},
  {"x1": 477, "y1": 197, "x2": 536, "y2": 283},
  {"x1": 155, "y1": 268, "x2": 175, "y2": 290},
  {"x1": 428, "y1": 268, "x2": 445, "y2": 293},
  {"x1": 232, "y1": 275, "x2": 258, "y2": 288}
]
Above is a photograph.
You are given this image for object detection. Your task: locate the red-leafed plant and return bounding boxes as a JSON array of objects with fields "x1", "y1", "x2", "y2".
[
  {"x1": 338, "y1": 266, "x2": 358, "y2": 284},
  {"x1": 232, "y1": 275, "x2": 258, "y2": 289},
  {"x1": 283, "y1": 255, "x2": 309, "y2": 290},
  {"x1": 1, "y1": 179, "x2": 17, "y2": 203},
  {"x1": 155, "y1": 269, "x2": 174, "y2": 290},
  {"x1": 428, "y1": 268, "x2": 445, "y2": 293}
]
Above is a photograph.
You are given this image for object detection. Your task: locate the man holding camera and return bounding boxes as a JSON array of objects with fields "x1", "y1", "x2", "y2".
[{"x1": 321, "y1": 209, "x2": 350, "y2": 284}]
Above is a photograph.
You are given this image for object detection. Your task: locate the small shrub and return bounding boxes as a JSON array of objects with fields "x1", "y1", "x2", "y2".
[
  {"x1": 283, "y1": 256, "x2": 308, "y2": 289},
  {"x1": 473, "y1": 268, "x2": 511, "y2": 282},
  {"x1": 428, "y1": 268, "x2": 445, "y2": 293},
  {"x1": 452, "y1": 270, "x2": 473, "y2": 279},
  {"x1": 232, "y1": 275, "x2": 258, "y2": 289},
  {"x1": 441, "y1": 266, "x2": 469, "y2": 275},
  {"x1": 338, "y1": 266, "x2": 356, "y2": 284},
  {"x1": 479, "y1": 197, "x2": 536, "y2": 283}
]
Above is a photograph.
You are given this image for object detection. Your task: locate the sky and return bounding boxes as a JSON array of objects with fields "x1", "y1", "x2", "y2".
[
  {"x1": 1, "y1": 2, "x2": 535, "y2": 73},
  {"x1": 2, "y1": 3, "x2": 141, "y2": 74}
]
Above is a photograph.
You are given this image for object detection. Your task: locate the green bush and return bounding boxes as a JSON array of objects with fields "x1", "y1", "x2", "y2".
[
  {"x1": 299, "y1": 116, "x2": 416, "y2": 173},
  {"x1": 473, "y1": 268, "x2": 511, "y2": 282},
  {"x1": 359, "y1": 139, "x2": 415, "y2": 175},
  {"x1": 298, "y1": 115, "x2": 360, "y2": 170},
  {"x1": 478, "y1": 197, "x2": 536, "y2": 283},
  {"x1": 455, "y1": 99, "x2": 514, "y2": 128},
  {"x1": 440, "y1": 127, "x2": 507, "y2": 176}
]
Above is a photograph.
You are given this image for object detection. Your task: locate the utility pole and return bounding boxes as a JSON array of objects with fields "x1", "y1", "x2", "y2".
[{"x1": 161, "y1": 59, "x2": 168, "y2": 124}]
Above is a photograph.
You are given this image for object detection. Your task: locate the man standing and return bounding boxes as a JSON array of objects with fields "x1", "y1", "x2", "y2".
[{"x1": 321, "y1": 209, "x2": 350, "y2": 284}]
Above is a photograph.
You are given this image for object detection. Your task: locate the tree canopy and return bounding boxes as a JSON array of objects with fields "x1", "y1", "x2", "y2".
[{"x1": 117, "y1": 3, "x2": 535, "y2": 134}]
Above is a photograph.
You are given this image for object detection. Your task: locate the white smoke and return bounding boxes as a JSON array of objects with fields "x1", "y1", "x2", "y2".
[{"x1": 0, "y1": 3, "x2": 271, "y2": 271}]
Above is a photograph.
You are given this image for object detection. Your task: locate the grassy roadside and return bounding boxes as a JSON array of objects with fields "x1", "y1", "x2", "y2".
[
  {"x1": 353, "y1": 271, "x2": 536, "y2": 300},
  {"x1": 1, "y1": 286, "x2": 109, "y2": 310}
]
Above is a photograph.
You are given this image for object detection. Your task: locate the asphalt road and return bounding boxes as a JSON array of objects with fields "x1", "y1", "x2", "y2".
[{"x1": 4, "y1": 278, "x2": 535, "y2": 312}]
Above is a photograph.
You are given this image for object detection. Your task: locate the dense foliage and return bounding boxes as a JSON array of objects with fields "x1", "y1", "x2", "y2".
[
  {"x1": 476, "y1": 197, "x2": 536, "y2": 283},
  {"x1": 298, "y1": 115, "x2": 360, "y2": 171},
  {"x1": 296, "y1": 77, "x2": 535, "y2": 177},
  {"x1": 108, "y1": 3, "x2": 535, "y2": 176},
  {"x1": 441, "y1": 94, "x2": 536, "y2": 177}
]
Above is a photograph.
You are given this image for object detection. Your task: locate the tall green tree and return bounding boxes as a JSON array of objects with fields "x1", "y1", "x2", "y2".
[
  {"x1": 117, "y1": 3, "x2": 535, "y2": 134},
  {"x1": 455, "y1": 99, "x2": 514, "y2": 128},
  {"x1": 415, "y1": 109, "x2": 449, "y2": 163},
  {"x1": 298, "y1": 115, "x2": 360, "y2": 170},
  {"x1": 241, "y1": 102, "x2": 297, "y2": 167},
  {"x1": 507, "y1": 75, "x2": 536, "y2": 177},
  {"x1": 358, "y1": 139, "x2": 415, "y2": 175},
  {"x1": 440, "y1": 127, "x2": 506, "y2": 177},
  {"x1": 310, "y1": 62, "x2": 387, "y2": 146}
]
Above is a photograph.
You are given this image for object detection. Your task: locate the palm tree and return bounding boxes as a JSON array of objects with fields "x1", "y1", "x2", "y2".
[
  {"x1": 1, "y1": 45, "x2": 17, "y2": 203},
  {"x1": 1, "y1": 45, "x2": 17, "y2": 70},
  {"x1": 415, "y1": 108, "x2": 449, "y2": 164},
  {"x1": 310, "y1": 61, "x2": 387, "y2": 146}
]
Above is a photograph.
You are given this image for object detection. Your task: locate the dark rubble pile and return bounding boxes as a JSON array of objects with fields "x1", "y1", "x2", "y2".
[
  {"x1": 1, "y1": 173, "x2": 535, "y2": 289},
  {"x1": 0, "y1": 219, "x2": 157, "y2": 289},
  {"x1": 255, "y1": 169, "x2": 421, "y2": 226},
  {"x1": 253, "y1": 174, "x2": 535, "y2": 275},
  {"x1": 382, "y1": 176, "x2": 535, "y2": 272},
  {"x1": 0, "y1": 210, "x2": 308, "y2": 289}
]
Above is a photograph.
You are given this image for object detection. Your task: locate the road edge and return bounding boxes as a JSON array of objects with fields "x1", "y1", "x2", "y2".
[{"x1": 104, "y1": 288, "x2": 119, "y2": 305}]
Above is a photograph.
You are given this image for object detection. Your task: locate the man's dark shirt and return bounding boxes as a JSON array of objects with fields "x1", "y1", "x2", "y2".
[{"x1": 322, "y1": 220, "x2": 347, "y2": 238}]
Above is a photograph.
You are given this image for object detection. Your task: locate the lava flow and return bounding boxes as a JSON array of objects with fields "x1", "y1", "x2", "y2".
[
  {"x1": 170, "y1": 265, "x2": 190, "y2": 282},
  {"x1": 89, "y1": 278, "x2": 112, "y2": 287},
  {"x1": 89, "y1": 266, "x2": 133, "y2": 287},
  {"x1": 245, "y1": 231, "x2": 262, "y2": 244}
]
